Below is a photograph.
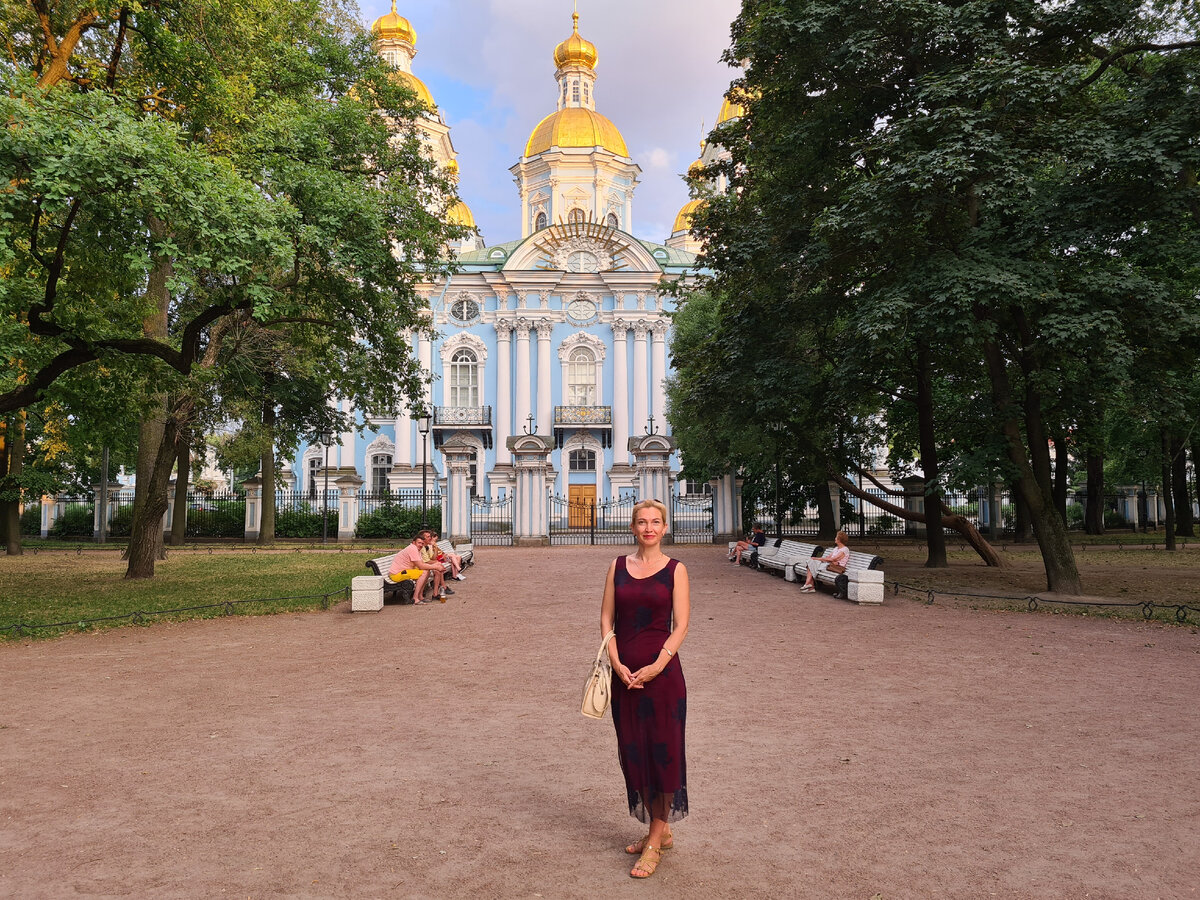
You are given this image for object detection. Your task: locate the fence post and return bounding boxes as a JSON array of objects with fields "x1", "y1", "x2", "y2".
[
  {"x1": 243, "y1": 477, "x2": 263, "y2": 541},
  {"x1": 41, "y1": 494, "x2": 57, "y2": 538},
  {"x1": 590, "y1": 500, "x2": 596, "y2": 545},
  {"x1": 506, "y1": 434, "x2": 554, "y2": 546},
  {"x1": 336, "y1": 474, "x2": 363, "y2": 542},
  {"x1": 439, "y1": 433, "x2": 474, "y2": 545}
]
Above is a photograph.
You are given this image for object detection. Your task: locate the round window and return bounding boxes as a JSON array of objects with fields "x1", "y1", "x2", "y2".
[{"x1": 450, "y1": 297, "x2": 481, "y2": 323}]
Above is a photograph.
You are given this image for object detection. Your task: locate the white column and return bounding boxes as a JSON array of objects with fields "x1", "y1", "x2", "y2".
[
  {"x1": 632, "y1": 322, "x2": 649, "y2": 439},
  {"x1": 338, "y1": 398, "x2": 355, "y2": 469},
  {"x1": 396, "y1": 331, "x2": 414, "y2": 465},
  {"x1": 537, "y1": 320, "x2": 553, "y2": 436},
  {"x1": 612, "y1": 319, "x2": 629, "y2": 464},
  {"x1": 514, "y1": 320, "x2": 532, "y2": 437},
  {"x1": 496, "y1": 324, "x2": 512, "y2": 465},
  {"x1": 418, "y1": 333, "x2": 434, "y2": 415},
  {"x1": 651, "y1": 321, "x2": 668, "y2": 425}
]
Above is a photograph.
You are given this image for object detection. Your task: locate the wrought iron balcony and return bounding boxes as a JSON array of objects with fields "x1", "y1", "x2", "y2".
[
  {"x1": 434, "y1": 406, "x2": 492, "y2": 427},
  {"x1": 554, "y1": 405, "x2": 612, "y2": 426}
]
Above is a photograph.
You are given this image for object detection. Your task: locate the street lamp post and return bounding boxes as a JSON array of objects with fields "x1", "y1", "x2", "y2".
[
  {"x1": 318, "y1": 428, "x2": 333, "y2": 545},
  {"x1": 418, "y1": 413, "x2": 431, "y2": 528}
]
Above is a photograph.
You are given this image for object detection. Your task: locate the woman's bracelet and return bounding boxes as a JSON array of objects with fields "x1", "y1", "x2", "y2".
[{"x1": 662, "y1": 646, "x2": 674, "y2": 657}]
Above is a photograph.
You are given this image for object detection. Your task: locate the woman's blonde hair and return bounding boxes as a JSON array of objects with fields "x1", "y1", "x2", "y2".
[
  {"x1": 630, "y1": 498, "x2": 669, "y2": 528},
  {"x1": 835, "y1": 530, "x2": 849, "y2": 545}
]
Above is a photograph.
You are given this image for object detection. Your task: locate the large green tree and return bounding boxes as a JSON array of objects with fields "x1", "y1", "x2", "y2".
[
  {"x1": 1, "y1": 1, "x2": 461, "y2": 573},
  {"x1": 681, "y1": 0, "x2": 1200, "y2": 593}
]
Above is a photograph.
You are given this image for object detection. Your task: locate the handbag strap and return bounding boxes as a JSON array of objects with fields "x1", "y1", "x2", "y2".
[{"x1": 595, "y1": 630, "x2": 616, "y2": 665}]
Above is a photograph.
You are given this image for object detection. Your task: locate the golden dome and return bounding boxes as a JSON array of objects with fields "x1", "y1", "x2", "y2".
[
  {"x1": 447, "y1": 199, "x2": 475, "y2": 229},
  {"x1": 687, "y1": 158, "x2": 704, "y2": 178},
  {"x1": 445, "y1": 159, "x2": 460, "y2": 178},
  {"x1": 553, "y1": 12, "x2": 598, "y2": 70},
  {"x1": 525, "y1": 107, "x2": 628, "y2": 157},
  {"x1": 390, "y1": 69, "x2": 434, "y2": 108},
  {"x1": 372, "y1": 1, "x2": 417, "y2": 45},
  {"x1": 673, "y1": 198, "x2": 705, "y2": 233},
  {"x1": 717, "y1": 96, "x2": 746, "y2": 125}
]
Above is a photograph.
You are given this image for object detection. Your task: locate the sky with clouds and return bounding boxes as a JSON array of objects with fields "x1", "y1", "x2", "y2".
[{"x1": 357, "y1": 0, "x2": 744, "y2": 245}]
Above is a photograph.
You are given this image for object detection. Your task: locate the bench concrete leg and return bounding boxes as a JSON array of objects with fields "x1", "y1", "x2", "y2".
[
  {"x1": 352, "y1": 575, "x2": 385, "y2": 612},
  {"x1": 847, "y1": 581, "x2": 884, "y2": 605}
]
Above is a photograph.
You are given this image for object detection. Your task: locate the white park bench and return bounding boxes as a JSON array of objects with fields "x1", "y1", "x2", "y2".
[{"x1": 800, "y1": 549, "x2": 886, "y2": 605}]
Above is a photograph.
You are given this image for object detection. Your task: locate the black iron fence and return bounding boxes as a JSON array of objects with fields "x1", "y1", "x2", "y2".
[
  {"x1": 470, "y1": 495, "x2": 514, "y2": 546},
  {"x1": 672, "y1": 494, "x2": 714, "y2": 544},
  {"x1": 753, "y1": 488, "x2": 1144, "y2": 538},
  {"x1": 549, "y1": 493, "x2": 637, "y2": 545}
]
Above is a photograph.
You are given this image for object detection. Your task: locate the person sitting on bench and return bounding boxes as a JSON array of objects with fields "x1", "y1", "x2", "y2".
[
  {"x1": 799, "y1": 530, "x2": 850, "y2": 593},
  {"x1": 418, "y1": 530, "x2": 453, "y2": 598},
  {"x1": 388, "y1": 534, "x2": 443, "y2": 604},
  {"x1": 729, "y1": 524, "x2": 767, "y2": 564},
  {"x1": 430, "y1": 531, "x2": 465, "y2": 581}
]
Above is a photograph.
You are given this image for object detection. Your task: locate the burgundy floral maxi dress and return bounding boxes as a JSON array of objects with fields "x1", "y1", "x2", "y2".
[{"x1": 610, "y1": 556, "x2": 689, "y2": 824}]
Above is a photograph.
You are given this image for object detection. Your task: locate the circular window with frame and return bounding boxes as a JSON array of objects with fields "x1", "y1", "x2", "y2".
[
  {"x1": 449, "y1": 297, "x2": 481, "y2": 324},
  {"x1": 566, "y1": 296, "x2": 598, "y2": 324}
]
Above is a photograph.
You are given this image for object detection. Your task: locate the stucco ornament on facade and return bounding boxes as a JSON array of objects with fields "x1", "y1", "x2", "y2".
[
  {"x1": 440, "y1": 331, "x2": 489, "y2": 363},
  {"x1": 558, "y1": 330, "x2": 607, "y2": 361}
]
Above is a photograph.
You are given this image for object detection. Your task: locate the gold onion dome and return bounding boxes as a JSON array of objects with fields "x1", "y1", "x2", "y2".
[
  {"x1": 390, "y1": 70, "x2": 434, "y2": 108},
  {"x1": 447, "y1": 199, "x2": 475, "y2": 229},
  {"x1": 687, "y1": 157, "x2": 705, "y2": 178},
  {"x1": 717, "y1": 95, "x2": 746, "y2": 124},
  {"x1": 673, "y1": 198, "x2": 705, "y2": 233},
  {"x1": 445, "y1": 159, "x2": 460, "y2": 178},
  {"x1": 553, "y1": 12, "x2": 598, "y2": 70},
  {"x1": 525, "y1": 107, "x2": 628, "y2": 157},
  {"x1": 372, "y1": 1, "x2": 417, "y2": 45}
]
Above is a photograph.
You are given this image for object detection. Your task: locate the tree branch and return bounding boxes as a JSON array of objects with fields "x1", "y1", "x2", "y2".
[{"x1": 1081, "y1": 41, "x2": 1200, "y2": 88}]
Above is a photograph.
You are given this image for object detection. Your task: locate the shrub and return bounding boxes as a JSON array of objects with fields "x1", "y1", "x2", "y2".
[
  {"x1": 1104, "y1": 509, "x2": 1128, "y2": 529},
  {"x1": 355, "y1": 503, "x2": 440, "y2": 539},
  {"x1": 19, "y1": 505, "x2": 41, "y2": 536},
  {"x1": 49, "y1": 505, "x2": 95, "y2": 537},
  {"x1": 273, "y1": 504, "x2": 325, "y2": 538},
  {"x1": 868, "y1": 514, "x2": 899, "y2": 535},
  {"x1": 186, "y1": 501, "x2": 246, "y2": 538}
]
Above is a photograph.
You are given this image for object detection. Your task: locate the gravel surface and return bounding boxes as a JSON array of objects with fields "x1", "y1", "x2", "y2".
[{"x1": 2, "y1": 544, "x2": 1197, "y2": 899}]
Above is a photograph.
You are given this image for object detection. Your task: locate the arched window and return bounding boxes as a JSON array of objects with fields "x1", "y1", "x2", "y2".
[
  {"x1": 568, "y1": 347, "x2": 597, "y2": 406},
  {"x1": 569, "y1": 449, "x2": 597, "y2": 472},
  {"x1": 568, "y1": 208, "x2": 586, "y2": 224},
  {"x1": 449, "y1": 348, "x2": 479, "y2": 407},
  {"x1": 606, "y1": 212, "x2": 619, "y2": 229},
  {"x1": 582, "y1": 82, "x2": 590, "y2": 105},
  {"x1": 572, "y1": 80, "x2": 580, "y2": 103},
  {"x1": 308, "y1": 456, "x2": 322, "y2": 499},
  {"x1": 370, "y1": 453, "x2": 392, "y2": 494},
  {"x1": 535, "y1": 211, "x2": 547, "y2": 231}
]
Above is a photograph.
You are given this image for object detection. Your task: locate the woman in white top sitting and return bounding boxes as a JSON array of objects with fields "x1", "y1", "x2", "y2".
[{"x1": 799, "y1": 530, "x2": 850, "y2": 592}]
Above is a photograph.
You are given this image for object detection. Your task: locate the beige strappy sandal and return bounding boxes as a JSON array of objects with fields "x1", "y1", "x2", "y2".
[
  {"x1": 625, "y1": 831, "x2": 673, "y2": 854},
  {"x1": 630, "y1": 844, "x2": 663, "y2": 878}
]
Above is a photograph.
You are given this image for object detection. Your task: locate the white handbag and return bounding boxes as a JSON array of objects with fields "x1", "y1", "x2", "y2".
[{"x1": 581, "y1": 630, "x2": 616, "y2": 719}]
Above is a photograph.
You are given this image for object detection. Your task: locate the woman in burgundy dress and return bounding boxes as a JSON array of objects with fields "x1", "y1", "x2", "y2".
[{"x1": 599, "y1": 498, "x2": 691, "y2": 879}]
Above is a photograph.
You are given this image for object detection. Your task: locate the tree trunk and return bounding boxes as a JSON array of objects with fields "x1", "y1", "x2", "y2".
[
  {"x1": 1, "y1": 413, "x2": 24, "y2": 555},
  {"x1": 125, "y1": 217, "x2": 172, "y2": 577},
  {"x1": 1051, "y1": 430, "x2": 1069, "y2": 527},
  {"x1": 829, "y1": 472, "x2": 1004, "y2": 567},
  {"x1": 1011, "y1": 481, "x2": 1032, "y2": 543},
  {"x1": 1084, "y1": 448, "x2": 1105, "y2": 535},
  {"x1": 982, "y1": 339, "x2": 1081, "y2": 593},
  {"x1": 916, "y1": 344, "x2": 947, "y2": 568},
  {"x1": 1160, "y1": 430, "x2": 1176, "y2": 551},
  {"x1": 1170, "y1": 434, "x2": 1193, "y2": 537},
  {"x1": 125, "y1": 413, "x2": 180, "y2": 578},
  {"x1": 169, "y1": 429, "x2": 191, "y2": 546},
  {"x1": 815, "y1": 481, "x2": 836, "y2": 541},
  {"x1": 258, "y1": 401, "x2": 276, "y2": 545}
]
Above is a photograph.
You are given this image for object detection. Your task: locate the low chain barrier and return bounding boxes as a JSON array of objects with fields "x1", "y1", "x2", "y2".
[
  {"x1": 0, "y1": 587, "x2": 350, "y2": 638},
  {"x1": 888, "y1": 581, "x2": 1199, "y2": 623}
]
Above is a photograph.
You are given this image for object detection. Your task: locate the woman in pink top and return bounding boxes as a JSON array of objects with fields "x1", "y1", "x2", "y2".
[{"x1": 799, "y1": 530, "x2": 850, "y2": 592}]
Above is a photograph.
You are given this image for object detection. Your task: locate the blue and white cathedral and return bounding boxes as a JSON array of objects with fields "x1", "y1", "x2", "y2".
[{"x1": 286, "y1": 7, "x2": 739, "y2": 514}]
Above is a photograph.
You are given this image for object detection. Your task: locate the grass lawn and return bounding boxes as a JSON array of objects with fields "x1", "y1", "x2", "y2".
[{"x1": 0, "y1": 548, "x2": 373, "y2": 640}]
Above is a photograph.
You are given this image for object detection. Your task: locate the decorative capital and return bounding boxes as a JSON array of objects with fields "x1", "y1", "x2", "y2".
[
  {"x1": 611, "y1": 317, "x2": 632, "y2": 335},
  {"x1": 651, "y1": 319, "x2": 670, "y2": 339},
  {"x1": 514, "y1": 317, "x2": 533, "y2": 339},
  {"x1": 535, "y1": 320, "x2": 555, "y2": 340},
  {"x1": 633, "y1": 321, "x2": 650, "y2": 339}
]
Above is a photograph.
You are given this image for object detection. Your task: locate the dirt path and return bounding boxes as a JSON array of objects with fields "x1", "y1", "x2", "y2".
[{"x1": 1, "y1": 545, "x2": 1197, "y2": 899}]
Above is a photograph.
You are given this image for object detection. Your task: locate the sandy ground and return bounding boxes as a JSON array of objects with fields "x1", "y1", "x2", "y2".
[{"x1": 1, "y1": 544, "x2": 1197, "y2": 899}]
